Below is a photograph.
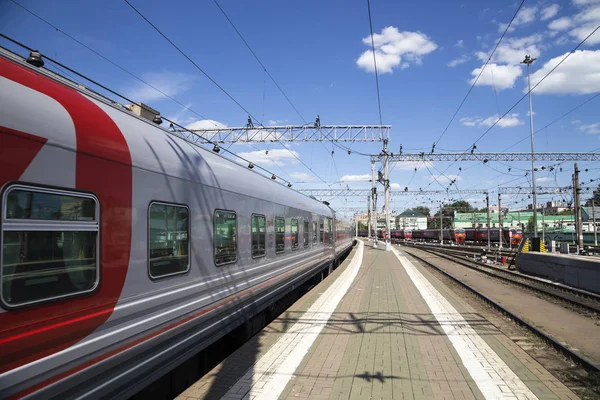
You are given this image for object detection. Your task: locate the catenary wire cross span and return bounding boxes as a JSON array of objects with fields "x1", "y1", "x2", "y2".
[
  {"x1": 0, "y1": 33, "x2": 298, "y2": 186},
  {"x1": 122, "y1": 0, "x2": 331, "y2": 185}
]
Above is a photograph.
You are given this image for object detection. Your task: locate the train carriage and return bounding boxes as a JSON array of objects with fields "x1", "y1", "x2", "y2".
[{"x1": 0, "y1": 47, "x2": 354, "y2": 399}]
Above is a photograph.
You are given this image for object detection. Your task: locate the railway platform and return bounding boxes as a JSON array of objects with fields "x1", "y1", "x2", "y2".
[{"x1": 176, "y1": 240, "x2": 578, "y2": 400}]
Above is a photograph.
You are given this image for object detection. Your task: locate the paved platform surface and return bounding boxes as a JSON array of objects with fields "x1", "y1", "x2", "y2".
[{"x1": 176, "y1": 240, "x2": 578, "y2": 400}]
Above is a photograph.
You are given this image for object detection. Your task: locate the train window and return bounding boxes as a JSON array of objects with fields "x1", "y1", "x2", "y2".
[
  {"x1": 312, "y1": 221, "x2": 317, "y2": 245},
  {"x1": 251, "y1": 214, "x2": 266, "y2": 258},
  {"x1": 291, "y1": 219, "x2": 299, "y2": 250},
  {"x1": 149, "y1": 203, "x2": 190, "y2": 278},
  {"x1": 214, "y1": 210, "x2": 237, "y2": 265},
  {"x1": 2, "y1": 186, "x2": 99, "y2": 307},
  {"x1": 275, "y1": 217, "x2": 285, "y2": 253},
  {"x1": 328, "y1": 218, "x2": 334, "y2": 244},
  {"x1": 324, "y1": 218, "x2": 332, "y2": 244},
  {"x1": 303, "y1": 221, "x2": 309, "y2": 248},
  {"x1": 319, "y1": 220, "x2": 324, "y2": 243}
]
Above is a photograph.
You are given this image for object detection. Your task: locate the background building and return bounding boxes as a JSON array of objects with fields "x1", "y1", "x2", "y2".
[{"x1": 395, "y1": 210, "x2": 427, "y2": 230}]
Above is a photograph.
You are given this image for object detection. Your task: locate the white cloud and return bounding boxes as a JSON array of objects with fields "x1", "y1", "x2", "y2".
[
  {"x1": 428, "y1": 174, "x2": 463, "y2": 183},
  {"x1": 548, "y1": 16, "x2": 573, "y2": 30},
  {"x1": 448, "y1": 54, "x2": 470, "y2": 67},
  {"x1": 536, "y1": 176, "x2": 554, "y2": 182},
  {"x1": 547, "y1": 3, "x2": 600, "y2": 45},
  {"x1": 268, "y1": 119, "x2": 287, "y2": 126},
  {"x1": 573, "y1": 0, "x2": 600, "y2": 5},
  {"x1": 290, "y1": 172, "x2": 315, "y2": 181},
  {"x1": 498, "y1": 6, "x2": 538, "y2": 32},
  {"x1": 460, "y1": 113, "x2": 523, "y2": 128},
  {"x1": 356, "y1": 26, "x2": 437, "y2": 74},
  {"x1": 572, "y1": 119, "x2": 582, "y2": 124},
  {"x1": 185, "y1": 119, "x2": 227, "y2": 130},
  {"x1": 475, "y1": 34, "x2": 544, "y2": 65},
  {"x1": 580, "y1": 123, "x2": 600, "y2": 133},
  {"x1": 529, "y1": 50, "x2": 600, "y2": 94},
  {"x1": 540, "y1": 4, "x2": 560, "y2": 20},
  {"x1": 340, "y1": 174, "x2": 371, "y2": 182},
  {"x1": 515, "y1": 6, "x2": 538, "y2": 25},
  {"x1": 455, "y1": 39, "x2": 464, "y2": 47},
  {"x1": 470, "y1": 63, "x2": 522, "y2": 90},
  {"x1": 390, "y1": 183, "x2": 403, "y2": 190},
  {"x1": 125, "y1": 71, "x2": 197, "y2": 103},
  {"x1": 236, "y1": 149, "x2": 299, "y2": 166},
  {"x1": 392, "y1": 161, "x2": 434, "y2": 171}
]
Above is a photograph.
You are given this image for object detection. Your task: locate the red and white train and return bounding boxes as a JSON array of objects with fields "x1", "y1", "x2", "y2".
[
  {"x1": 464, "y1": 228, "x2": 523, "y2": 246},
  {"x1": 411, "y1": 228, "x2": 467, "y2": 243},
  {"x1": 0, "y1": 47, "x2": 354, "y2": 399}
]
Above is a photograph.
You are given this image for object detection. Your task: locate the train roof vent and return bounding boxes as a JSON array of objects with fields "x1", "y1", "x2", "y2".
[{"x1": 126, "y1": 102, "x2": 161, "y2": 124}]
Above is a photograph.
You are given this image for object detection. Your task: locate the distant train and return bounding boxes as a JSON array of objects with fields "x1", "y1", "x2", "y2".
[
  {"x1": 465, "y1": 228, "x2": 523, "y2": 246},
  {"x1": 411, "y1": 228, "x2": 466, "y2": 243}
]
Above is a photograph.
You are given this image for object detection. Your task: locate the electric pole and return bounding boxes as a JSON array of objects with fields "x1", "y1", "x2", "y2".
[
  {"x1": 384, "y1": 139, "x2": 391, "y2": 251},
  {"x1": 486, "y1": 192, "x2": 491, "y2": 248},
  {"x1": 593, "y1": 201, "x2": 598, "y2": 246},
  {"x1": 371, "y1": 160, "x2": 377, "y2": 247},
  {"x1": 498, "y1": 193, "x2": 503, "y2": 249},
  {"x1": 367, "y1": 195, "x2": 371, "y2": 238},
  {"x1": 439, "y1": 203, "x2": 444, "y2": 244},
  {"x1": 573, "y1": 163, "x2": 584, "y2": 251},
  {"x1": 522, "y1": 55, "x2": 538, "y2": 238}
]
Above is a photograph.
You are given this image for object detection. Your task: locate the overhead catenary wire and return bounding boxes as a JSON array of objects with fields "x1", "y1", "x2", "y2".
[
  {"x1": 122, "y1": 0, "x2": 331, "y2": 185},
  {"x1": 213, "y1": 0, "x2": 345, "y2": 186},
  {"x1": 421, "y1": 22, "x2": 600, "y2": 206},
  {"x1": 433, "y1": 0, "x2": 526, "y2": 148},
  {"x1": 8, "y1": 0, "x2": 227, "y2": 132},
  {"x1": 0, "y1": 33, "x2": 299, "y2": 186}
]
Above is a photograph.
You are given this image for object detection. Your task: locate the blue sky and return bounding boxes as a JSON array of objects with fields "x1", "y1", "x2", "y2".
[{"x1": 2, "y1": 0, "x2": 600, "y2": 216}]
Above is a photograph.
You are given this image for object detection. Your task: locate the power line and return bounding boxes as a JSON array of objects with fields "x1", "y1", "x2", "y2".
[
  {"x1": 471, "y1": 22, "x2": 600, "y2": 148},
  {"x1": 9, "y1": 0, "x2": 224, "y2": 130},
  {"x1": 366, "y1": 0, "x2": 383, "y2": 128},
  {"x1": 434, "y1": 0, "x2": 526, "y2": 147},
  {"x1": 502, "y1": 91, "x2": 600, "y2": 152},
  {"x1": 122, "y1": 0, "x2": 331, "y2": 185},
  {"x1": 212, "y1": 0, "x2": 307, "y2": 125},
  {"x1": 212, "y1": 0, "x2": 345, "y2": 186},
  {"x1": 0, "y1": 33, "x2": 297, "y2": 185}
]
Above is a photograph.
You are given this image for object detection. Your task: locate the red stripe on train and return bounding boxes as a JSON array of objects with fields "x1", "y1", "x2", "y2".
[{"x1": 0, "y1": 57, "x2": 132, "y2": 373}]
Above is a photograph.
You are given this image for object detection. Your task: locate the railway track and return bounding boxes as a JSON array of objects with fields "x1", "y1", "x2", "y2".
[
  {"x1": 403, "y1": 243, "x2": 600, "y2": 315},
  {"x1": 399, "y1": 245, "x2": 600, "y2": 375}
]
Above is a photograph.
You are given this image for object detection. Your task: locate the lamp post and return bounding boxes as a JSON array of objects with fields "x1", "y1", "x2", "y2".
[{"x1": 521, "y1": 55, "x2": 538, "y2": 238}]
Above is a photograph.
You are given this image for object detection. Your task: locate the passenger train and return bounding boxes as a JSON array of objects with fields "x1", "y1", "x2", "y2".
[
  {"x1": 411, "y1": 228, "x2": 466, "y2": 243},
  {"x1": 0, "y1": 47, "x2": 353, "y2": 399},
  {"x1": 464, "y1": 228, "x2": 523, "y2": 246}
]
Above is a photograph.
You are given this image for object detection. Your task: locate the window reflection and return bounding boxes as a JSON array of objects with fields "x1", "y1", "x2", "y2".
[
  {"x1": 275, "y1": 217, "x2": 285, "y2": 253},
  {"x1": 149, "y1": 203, "x2": 189, "y2": 277},
  {"x1": 214, "y1": 210, "x2": 237, "y2": 265},
  {"x1": 252, "y1": 215, "x2": 266, "y2": 257}
]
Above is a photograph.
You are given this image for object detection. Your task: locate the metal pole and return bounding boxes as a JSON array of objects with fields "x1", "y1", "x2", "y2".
[
  {"x1": 542, "y1": 206, "x2": 545, "y2": 244},
  {"x1": 593, "y1": 201, "x2": 598, "y2": 246},
  {"x1": 574, "y1": 163, "x2": 584, "y2": 251},
  {"x1": 486, "y1": 193, "x2": 491, "y2": 248},
  {"x1": 498, "y1": 193, "x2": 503, "y2": 249},
  {"x1": 384, "y1": 139, "x2": 391, "y2": 251},
  {"x1": 367, "y1": 196, "x2": 371, "y2": 238},
  {"x1": 371, "y1": 160, "x2": 377, "y2": 247},
  {"x1": 522, "y1": 55, "x2": 538, "y2": 238},
  {"x1": 440, "y1": 204, "x2": 443, "y2": 244}
]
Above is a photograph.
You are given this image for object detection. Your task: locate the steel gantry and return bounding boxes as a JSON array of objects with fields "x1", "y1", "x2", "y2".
[
  {"x1": 498, "y1": 186, "x2": 574, "y2": 195},
  {"x1": 180, "y1": 125, "x2": 391, "y2": 143},
  {"x1": 371, "y1": 152, "x2": 600, "y2": 162},
  {"x1": 299, "y1": 189, "x2": 489, "y2": 197}
]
